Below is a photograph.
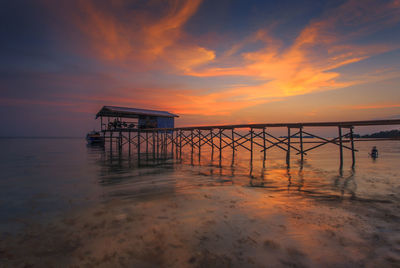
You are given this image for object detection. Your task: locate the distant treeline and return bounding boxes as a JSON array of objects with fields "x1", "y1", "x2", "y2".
[
  {"x1": 355, "y1": 129, "x2": 400, "y2": 138},
  {"x1": 278, "y1": 129, "x2": 400, "y2": 139},
  {"x1": 279, "y1": 135, "x2": 314, "y2": 138}
]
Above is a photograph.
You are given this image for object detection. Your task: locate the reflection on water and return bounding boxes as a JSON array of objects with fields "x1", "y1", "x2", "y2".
[
  {"x1": 0, "y1": 138, "x2": 399, "y2": 267},
  {"x1": 81, "y1": 138, "x2": 398, "y2": 205},
  {"x1": 1, "y1": 138, "x2": 398, "y2": 225}
]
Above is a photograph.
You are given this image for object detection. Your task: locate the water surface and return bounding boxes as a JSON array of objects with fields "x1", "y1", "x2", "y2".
[{"x1": 0, "y1": 138, "x2": 399, "y2": 267}]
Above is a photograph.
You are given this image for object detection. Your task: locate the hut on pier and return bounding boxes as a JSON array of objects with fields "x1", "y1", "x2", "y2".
[{"x1": 96, "y1": 106, "x2": 179, "y2": 131}]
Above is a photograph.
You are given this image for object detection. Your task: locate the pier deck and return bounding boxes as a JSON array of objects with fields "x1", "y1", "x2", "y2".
[{"x1": 101, "y1": 119, "x2": 400, "y2": 167}]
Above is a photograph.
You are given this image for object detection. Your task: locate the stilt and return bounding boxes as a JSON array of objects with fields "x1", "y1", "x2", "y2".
[
  {"x1": 152, "y1": 131, "x2": 156, "y2": 160},
  {"x1": 146, "y1": 131, "x2": 149, "y2": 161},
  {"x1": 286, "y1": 127, "x2": 290, "y2": 166},
  {"x1": 338, "y1": 126, "x2": 343, "y2": 168},
  {"x1": 191, "y1": 130, "x2": 194, "y2": 155},
  {"x1": 156, "y1": 131, "x2": 159, "y2": 160},
  {"x1": 263, "y1": 127, "x2": 266, "y2": 161},
  {"x1": 211, "y1": 129, "x2": 214, "y2": 162},
  {"x1": 137, "y1": 130, "x2": 141, "y2": 163},
  {"x1": 175, "y1": 131, "x2": 179, "y2": 159},
  {"x1": 164, "y1": 130, "x2": 168, "y2": 158},
  {"x1": 299, "y1": 127, "x2": 304, "y2": 162},
  {"x1": 350, "y1": 126, "x2": 355, "y2": 167},
  {"x1": 179, "y1": 130, "x2": 182, "y2": 160},
  {"x1": 128, "y1": 130, "x2": 131, "y2": 156},
  {"x1": 250, "y1": 128, "x2": 253, "y2": 164},
  {"x1": 110, "y1": 132, "x2": 113, "y2": 152},
  {"x1": 198, "y1": 129, "x2": 201, "y2": 163},
  {"x1": 171, "y1": 131, "x2": 174, "y2": 159},
  {"x1": 219, "y1": 129, "x2": 222, "y2": 166},
  {"x1": 191, "y1": 130, "x2": 194, "y2": 164},
  {"x1": 119, "y1": 131, "x2": 122, "y2": 152},
  {"x1": 231, "y1": 128, "x2": 235, "y2": 166}
]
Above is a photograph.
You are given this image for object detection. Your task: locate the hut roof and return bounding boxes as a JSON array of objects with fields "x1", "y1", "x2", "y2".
[{"x1": 96, "y1": 106, "x2": 179, "y2": 119}]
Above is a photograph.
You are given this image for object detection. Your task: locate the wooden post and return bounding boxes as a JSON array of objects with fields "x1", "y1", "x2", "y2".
[
  {"x1": 103, "y1": 130, "x2": 106, "y2": 151},
  {"x1": 156, "y1": 131, "x2": 159, "y2": 159},
  {"x1": 160, "y1": 132, "x2": 163, "y2": 158},
  {"x1": 137, "y1": 129, "x2": 141, "y2": 163},
  {"x1": 299, "y1": 127, "x2": 304, "y2": 162},
  {"x1": 164, "y1": 130, "x2": 168, "y2": 158},
  {"x1": 110, "y1": 132, "x2": 113, "y2": 152},
  {"x1": 170, "y1": 131, "x2": 174, "y2": 159},
  {"x1": 152, "y1": 130, "x2": 156, "y2": 160},
  {"x1": 338, "y1": 126, "x2": 343, "y2": 168},
  {"x1": 263, "y1": 128, "x2": 266, "y2": 160},
  {"x1": 350, "y1": 126, "x2": 355, "y2": 167},
  {"x1": 219, "y1": 129, "x2": 222, "y2": 166},
  {"x1": 286, "y1": 127, "x2": 290, "y2": 166},
  {"x1": 146, "y1": 131, "x2": 149, "y2": 161},
  {"x1": 161, "y1": 131, "x2": 165, "y2": 158},
  {"x1": 128, "y1": 130, "x2": 131, "y2": 156},
  {"x1": 100, "y1": 116, "x2": 103, "y2": 131},
  {"x1": 191, "y1": 130, "x2": 194, "y2": 158},
  {"x1": 175, "y1": 130, "x2": 178, "y2": 159},
  {"x1": 211, "y1": 129, "x2": 214, "y2": 162},
  {"x1": 250, "y1": 128, "x2": 253, "y2": 164},
  {"x1": 231, "y1": 128, "x2": 235, "y2": 166},
  {"x1": 198, "y1": 129, "x2": 201, "y2": 162},
  {"x1": 119, "y1": 131, "x2": 122, "y2": 152},
  {"x1": 179, "y1": 130, "x2": 182, "y2": 160},
  {"x1": 263, "y1": 127, "x2": 266, "y2": 168}
]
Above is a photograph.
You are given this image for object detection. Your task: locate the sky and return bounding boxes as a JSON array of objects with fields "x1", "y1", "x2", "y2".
[{"x1": 1, "y1": 0, "x2": 400, "y2": 136}]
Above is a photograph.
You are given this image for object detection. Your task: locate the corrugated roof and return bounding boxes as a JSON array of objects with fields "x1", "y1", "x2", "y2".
[{"x1": 96, "y1": 106, "x2": 179, "y2": 118}]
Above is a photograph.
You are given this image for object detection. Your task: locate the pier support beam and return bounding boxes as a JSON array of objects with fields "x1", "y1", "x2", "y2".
[
  {"x1": 299, "y1": 127, "x2": 304, "y2": 162},
  {"x1": 250, "y1": 128, "x2": 254, "y2": 164},
  {"x1": 156, "y1": 131, "x2": 159, "y2": 160},
  {"x1": 110, "y1": 132, "x2": 113, "y2": 152},
  {"x1": 198, "y1": 129, "x2": 201, "y2": 163},
  {"x1": 350, "y1": 126, "x2": 355, "y2": 167},
  {"x1": 338, "y1": 126, "x2": 343, "y2": 168},
  {"x1": 286, "y1": 127, "x2": 291, "y2": 166},
  {"x1": 137, "y1": 130, "x2": 141, "y2": 163},
  {"x1": 146, "y1": 131, "x2": 149, "y2": 161},
  {"x1": 128, "y1": 131, "x2": 131, "y2": 156},
  {"x1": 211, "y1": 129, "x2": 214, "y2": 162},
  {"x1": 179, "y1": 130, "x2": 182, "y2": 160},
  {"x1": 231, "y1": 128, "x2": 235, "y2": 166},
  {"x1": 119, "y1": 131, "x2": 122, "y2": 153},
  {"x1": 191, "y1": 130, "x2": 194, "y2": 162},
  {"x1": 219, "y1": 129, "x2": 222, "y2": 166},
  {"x1": 263, "y1": 127, "x2": 266, "y2": 164}
]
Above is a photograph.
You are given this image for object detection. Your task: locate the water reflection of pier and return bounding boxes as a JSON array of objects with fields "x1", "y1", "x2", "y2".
[
  {"x1": 103, "y1": 119, "x2": 400, "y2": 168},
  {"x1": 89, "y1": 143, "x2": 363, "y2": 202}
]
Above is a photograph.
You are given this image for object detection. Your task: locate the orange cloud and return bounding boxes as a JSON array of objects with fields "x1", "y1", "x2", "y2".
[
  {"x1": 45, "y1": 0, "x2": 400, "y2": 117},
  {"x1": 68, "y1": 0, "x2": 214, "y2": 72},
  {"x1": 183, "y1": 0, "x2": 400, "y2": 108}
]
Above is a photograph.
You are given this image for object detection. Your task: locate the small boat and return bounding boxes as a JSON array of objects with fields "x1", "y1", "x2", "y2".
[{"x1": 86, "y1": 130, "x2": 104, "y2": 145}]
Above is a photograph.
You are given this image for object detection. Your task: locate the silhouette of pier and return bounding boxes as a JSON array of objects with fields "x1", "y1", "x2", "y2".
[{"x1": 100, "y1": 119, "x2": 400, "y2": 168}]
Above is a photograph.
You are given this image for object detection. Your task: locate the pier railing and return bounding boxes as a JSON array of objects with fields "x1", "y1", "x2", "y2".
[{"x1": 101, "y1": 119, "x2": 400, "y2": 167}]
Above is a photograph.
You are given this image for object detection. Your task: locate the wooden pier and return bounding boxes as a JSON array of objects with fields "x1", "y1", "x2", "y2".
[{"x1": 100, "y1": 119, "x2": 400, "y2": 168}]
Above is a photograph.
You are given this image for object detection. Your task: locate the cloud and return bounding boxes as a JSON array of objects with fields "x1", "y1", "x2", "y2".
[
  {"x1": 183, "y1": 0, "x2": 400, "y2": 107},
  {"x1": 62, "y1": 0, "x2": 214, "y2": 72},
  {"x1": 41, "y1": 0, "x2": 400, "y2": 117}
]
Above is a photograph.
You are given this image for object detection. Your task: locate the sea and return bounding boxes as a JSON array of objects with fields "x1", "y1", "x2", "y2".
[{"x1": 0, "y1": 137, "x2": 399, "y2": 267}]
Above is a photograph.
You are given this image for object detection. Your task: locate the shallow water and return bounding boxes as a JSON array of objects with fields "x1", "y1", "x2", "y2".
[{"x1": 0, "y1": 138, "x2": 399, "y2": 267}]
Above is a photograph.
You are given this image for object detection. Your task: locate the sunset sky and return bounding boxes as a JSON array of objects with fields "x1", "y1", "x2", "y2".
[{"x1": 1, "y1": 0, "x2": 400, "y2": 136}]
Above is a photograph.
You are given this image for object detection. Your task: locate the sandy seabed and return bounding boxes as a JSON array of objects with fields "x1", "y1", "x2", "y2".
[{"x1": 1, "y1": 184, "x2": 399, "y2": 268}]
